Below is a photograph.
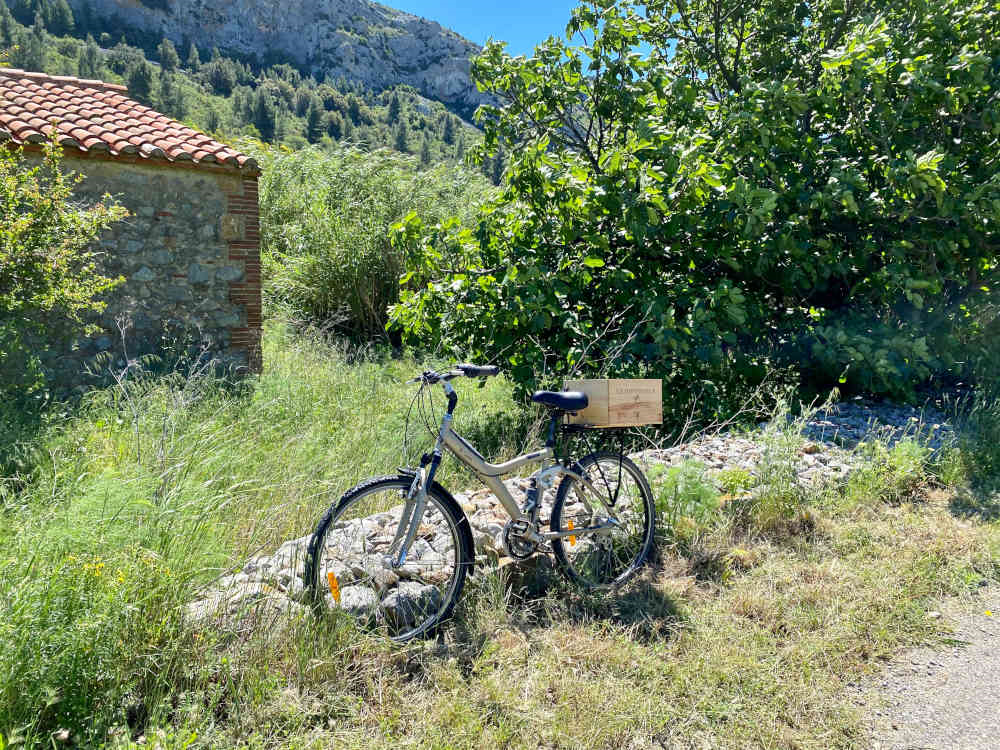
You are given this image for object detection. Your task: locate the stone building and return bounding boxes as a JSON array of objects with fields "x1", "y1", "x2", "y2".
[{"x1": 0, "y1": 68, "x2": 262, "y2": 385}]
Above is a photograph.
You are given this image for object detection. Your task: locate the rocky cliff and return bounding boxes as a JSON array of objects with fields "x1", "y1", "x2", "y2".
[{"x1": 70, "y1": 0, "x2": 488, "y2": 114}]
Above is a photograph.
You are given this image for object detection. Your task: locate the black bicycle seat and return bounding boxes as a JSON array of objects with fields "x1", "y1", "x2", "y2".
[{"x1": 531, "y1": 390, "x2": 589, "y2": 412}]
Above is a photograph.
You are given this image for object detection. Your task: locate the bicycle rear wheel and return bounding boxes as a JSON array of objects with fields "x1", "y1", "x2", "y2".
[
  {"x1": 550, "y1": 451, "x2": 655, "y2": 588},
  {"x1": 305, "y1": 475, "x2": 473, "y2": 641}
]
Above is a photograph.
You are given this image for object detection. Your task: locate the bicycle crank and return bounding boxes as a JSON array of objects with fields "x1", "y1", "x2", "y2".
[{"x1": 501, "y1": 520, "x2": 539, "y2": 560}]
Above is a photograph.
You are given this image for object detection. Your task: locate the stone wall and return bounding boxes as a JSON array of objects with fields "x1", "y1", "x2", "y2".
[{"x1": 36, "y1": 151, "x2": 262, "y2": 388}]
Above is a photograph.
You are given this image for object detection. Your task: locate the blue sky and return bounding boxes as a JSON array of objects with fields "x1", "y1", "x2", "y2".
[{"x1": 386, "y1": 1, "x2": 582, "y2": 57}]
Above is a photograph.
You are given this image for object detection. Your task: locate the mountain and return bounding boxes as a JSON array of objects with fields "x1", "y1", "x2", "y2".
[{"x1": 69, "y1": 0, "x2": 489, "y2": 116}]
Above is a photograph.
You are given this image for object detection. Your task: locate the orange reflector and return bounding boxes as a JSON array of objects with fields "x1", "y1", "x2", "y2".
[
  {"x1": 327, "y1": 571, "x2": 341, "y2": 604},
  {"x1": 568, "y1": 520, "x2": 576, "y2": 546}
]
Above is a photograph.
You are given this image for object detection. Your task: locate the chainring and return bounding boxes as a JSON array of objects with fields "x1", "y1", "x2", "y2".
[{"x1": 501, "y1": 520, "x2": 539, "y2": 560}]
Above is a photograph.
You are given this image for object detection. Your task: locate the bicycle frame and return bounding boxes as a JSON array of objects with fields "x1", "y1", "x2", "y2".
[{"x1": 391, "y1": 380, "x2": 618, "y2": 567}]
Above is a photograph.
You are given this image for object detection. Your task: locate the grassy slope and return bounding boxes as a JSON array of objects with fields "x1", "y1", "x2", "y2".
[{"x1": 1, "y1": 324, "x2": 998, "y2": 749}]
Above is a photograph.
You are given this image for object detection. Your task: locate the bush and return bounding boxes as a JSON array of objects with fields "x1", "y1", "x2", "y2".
[
  {"x1": 734, "y1": 401, "x2": 814, "y2": 533},
  {"x1": 391, "y1": 0, "x2": 1000, "y2": 401},
  {"x1": 254, "y1": 145, "x2": 493, "y2": 340},
  {"x1": 649, "y1": 460, "x2": 721, "y2": 546},
  {"x1": 0, "y1": 141, "x2": 125, "y2": 464}
]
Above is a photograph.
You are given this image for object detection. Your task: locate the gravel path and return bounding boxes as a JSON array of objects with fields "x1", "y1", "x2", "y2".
[{"x1": 862, "y1": 589, "x2": 1000, "y2": 750}]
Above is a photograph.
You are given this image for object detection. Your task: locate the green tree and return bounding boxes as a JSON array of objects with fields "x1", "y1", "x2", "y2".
[
  {"x1": 76, "y1": 34, "x2": 103, "y2": 78},
  {"x1": 392, "y1": 0, "x2": 1000, "y2": 400},
  {"x1": 185, "y1": 41, "x2": 200, "y2": 71},
  {"x1": 387, "y1": 91, "x2": 401, "y2": 123},
  {"x1": 12, "y1": 12, "x2": 46, "y2": 71},
  {"x1": 157, "y1": 36, "x2": 179, "y2": 72},
  {"x1": 157, "y1": 68, "x2": 185, "y2": 119},
  {"x1": 251, "y1": 87, "x2": 277, "y2": 142},
  {"x1": 394, "y1": 120, "x2": 410, "y2": 153},
  {"x1": 255, "y1": 145, "x2": 493, "y2": 340},
  {"x1": 442, "y1": 115, "x2": 455, "y2": 145},
  {"x1": 0, "y1": 2, "x2": 16, "y2": 48},
  {"x1": 48, "y1": 0, "x2": 74, "y2": 36},
  {"x1": 420, "y1": 134, "x2": 432, "y2": 167},
  {"x1": 326, "y1": 111, "x2": 344, "y2": 140},
  {"x1": 202, "y1": 55, "x2": 237, "y2": 96},
  {"x1": 204, "y1": 104, "x2": 221, "y2": 133},
  {"x1": 305, "y1": 95, "x2": 324, "y2": 143},
  {"x1": 106, "y1": 36, "x2": 139, "y2": 75},
  {"x1": 0, "y1": 141, "x2": 126, "y2": 400},
  {"x1": 125, "y1": 59, "x2": 154, "y2": 106}
]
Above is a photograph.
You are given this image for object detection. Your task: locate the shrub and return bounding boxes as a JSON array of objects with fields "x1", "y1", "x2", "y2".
[
  {"x1": 650, "y1": 460, "x2": 721, "y2": 546},
  {"x1": 733, "y1": 400, "x2": 813, "y2": 534},
  {"x1": 254, "y1": 145, "x2": 493, "y2": 340},
  {"x1": 0, "y1": 141, "x2": 125, "y2": 463}
]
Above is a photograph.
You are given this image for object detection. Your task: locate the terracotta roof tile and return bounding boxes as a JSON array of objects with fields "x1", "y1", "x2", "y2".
[{"x1": 0, "y1": 68, "x2": 258, "y2": 173}]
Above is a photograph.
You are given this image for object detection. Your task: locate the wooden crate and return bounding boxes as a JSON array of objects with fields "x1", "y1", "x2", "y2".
[{"x1": 563, "y1": 379, "x2": 662, "y2": 427}]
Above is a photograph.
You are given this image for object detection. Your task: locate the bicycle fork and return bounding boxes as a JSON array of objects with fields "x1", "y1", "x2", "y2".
[{"x1": 390, "y1": 385, "x2": 456, "y2": 567}]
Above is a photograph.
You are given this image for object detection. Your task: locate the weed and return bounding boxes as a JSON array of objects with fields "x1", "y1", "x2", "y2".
[{"x1": 649, "y1": 460, "x2": 721, "y2": 548}]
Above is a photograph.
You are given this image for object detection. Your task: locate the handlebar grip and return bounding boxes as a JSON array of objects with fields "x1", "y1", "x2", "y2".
[{"x1": 456, "y1": 363, "x2": 500, "y2": 378}]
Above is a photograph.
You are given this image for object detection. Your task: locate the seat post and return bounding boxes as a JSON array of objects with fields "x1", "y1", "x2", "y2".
[{"x1": 545, "y1": 411, "x2": 561, "y2": 448}]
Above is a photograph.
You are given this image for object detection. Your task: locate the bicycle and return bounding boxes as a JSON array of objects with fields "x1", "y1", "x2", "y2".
[{"x1": 304, "y1": 364, "x2": 656, "y2": 641}]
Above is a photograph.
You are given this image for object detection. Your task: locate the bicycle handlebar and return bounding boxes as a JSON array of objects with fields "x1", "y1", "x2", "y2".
[
  {"x1": 455, "y1": 363, "x2": 500, "y2": 378},
  {"x1": 407, "y1": 364, "x2": 500, "y2": 385}
]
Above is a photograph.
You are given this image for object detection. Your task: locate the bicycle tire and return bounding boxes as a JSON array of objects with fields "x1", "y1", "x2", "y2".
[
  {"x1": 550, "y1": 451, "x2": 656, "y2": 588},
  {"x1": 304, "y1": 475, "x2": 474, "y2": 641}
]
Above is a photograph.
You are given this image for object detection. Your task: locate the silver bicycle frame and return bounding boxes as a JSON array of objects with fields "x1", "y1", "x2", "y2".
[{"x1": 391, "y1": 379, "x2": 620, "y2": 566}]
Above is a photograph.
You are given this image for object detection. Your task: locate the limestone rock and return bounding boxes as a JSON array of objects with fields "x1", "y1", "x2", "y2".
[{"x1": 69, "y1": 0, "x2": 491, "y2": 117}]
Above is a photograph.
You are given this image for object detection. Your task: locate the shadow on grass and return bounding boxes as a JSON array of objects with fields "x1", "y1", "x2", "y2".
[
  {"x1": 458, "y1": 556, "x2": 686, "y2": 645},
  {"x1": 948, "y1": 485, "x2": 1000, "y2": 522}
]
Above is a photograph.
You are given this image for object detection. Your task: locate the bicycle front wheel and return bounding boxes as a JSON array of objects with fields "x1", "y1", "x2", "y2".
[
  {"x1": 305, "y1": 475, "x2": 473, "y2": 641},
  {"x1": 550, "y1": 451, "x2": 655, "y2": 588}
]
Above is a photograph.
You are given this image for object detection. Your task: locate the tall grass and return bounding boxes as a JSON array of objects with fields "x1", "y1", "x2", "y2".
[
  {"x1": 2, "y1": 330, "x2": 999, "y2": 748},
  {"x1": 0, "y1": 320, "x2": 531, "y2": 744}
]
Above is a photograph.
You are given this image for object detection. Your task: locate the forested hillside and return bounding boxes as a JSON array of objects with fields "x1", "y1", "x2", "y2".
[{"x1": 0, "y1": 0, "x2": 506, "y2": 175}]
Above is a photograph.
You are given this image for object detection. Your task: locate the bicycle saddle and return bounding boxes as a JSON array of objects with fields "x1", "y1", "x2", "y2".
[{"x1": 531, "y1": 390, "x2": 589, "y2": 412}]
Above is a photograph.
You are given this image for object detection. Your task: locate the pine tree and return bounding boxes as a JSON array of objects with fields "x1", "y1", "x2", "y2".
[
  {"x1": 77, "y1": 34, "x2": 102, "y2": 78},
  {"x1": 205, "y1": 105, "x2": 221, "y2": 133},
  {"x1": 394, "y1": 121, "x2": 410, "y2": 153},
  {"x1": 347, "y1": 94, "x2": 362, "y2": 124},
  {"x1": 126, "y1": 60, "x2": 154, "y2": 106},
  {"x1": 443, "y1": 115, "x2": 455, "y2": 145},
  {"x1": 252, "y1": 88, "x2": 277, "y2": 142},
  {"x1": 306, "y1": 96, "x2": 324, "y2": 143},
  {"x1": 326, "y1": 111, "x2": 343, "y2": 140},
  {"x1": 158, "y1": 69, "x2": 186, "y2": 119},
  {"x1": 387, "y1": 91, "x2": 401, "y2": 123},
  {"x1": 420, "y1": 134, "x2": 432, "y2": 167},
  {"x1": 49, "y1": 0, "x2": 74, "y2": 36},
  {"x1": 15, "y1": 13, "x2": 46, "y2": 71},
  {"x1": 456, "y1": 133, "x2": 466, "y2": 162},
  {"x1": 107, "y1": 37, "x2": 138, "y2": 75},
  {"x1": 157, "y1": 37, "x2": 179, "y2": 72},
  {"x1": 0, "y1": 2, "x2": 15, "y2": 48},
  {"x1": 185, "y1": 41, "x2": 200, "y2": 71}
]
